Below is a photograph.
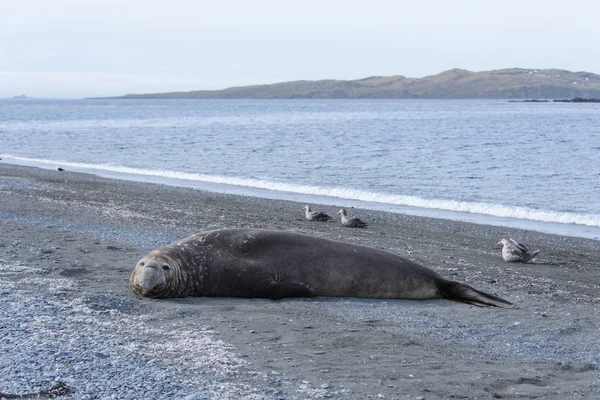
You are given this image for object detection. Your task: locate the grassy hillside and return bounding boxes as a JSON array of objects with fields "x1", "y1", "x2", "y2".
[{"x1": 103, "y1": 68, "x2": 600, "y2": 99}]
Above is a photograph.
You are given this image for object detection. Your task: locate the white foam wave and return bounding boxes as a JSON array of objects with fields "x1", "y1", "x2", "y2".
[{"x1": 4, "y1": 154, "x2": 600, "y2": 228}]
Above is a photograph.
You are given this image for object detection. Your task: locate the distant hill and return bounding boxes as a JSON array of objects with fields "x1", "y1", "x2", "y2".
[
  {"x1": 101, "y1": 68, "x2": 600, "y2": 99},
  {"x1": 3, "y1": 94, "x2": 32, "y2": 100}
]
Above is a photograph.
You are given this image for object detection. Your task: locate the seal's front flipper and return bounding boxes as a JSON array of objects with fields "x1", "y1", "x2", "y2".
[{"x1": 268, "y1": 282, "x2": 317, "y2": 300}]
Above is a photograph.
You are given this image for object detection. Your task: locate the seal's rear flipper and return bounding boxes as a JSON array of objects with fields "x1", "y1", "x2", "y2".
[
  {"x1": 442, "y1": 281, "x2": 514, "y2": 308},
  {"x1": 268, "y1": 282, "x2": 317, "y2": 300}
]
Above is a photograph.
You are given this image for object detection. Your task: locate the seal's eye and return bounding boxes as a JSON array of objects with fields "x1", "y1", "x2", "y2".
[
  {"x1": 139, "y1": 262, "x2": 145, "y2": 267},
  {"x1": 162, "y1": 265, "x2": 171, "y2": 271}
]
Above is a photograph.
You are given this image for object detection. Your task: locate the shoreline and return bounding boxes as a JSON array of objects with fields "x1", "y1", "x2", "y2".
[
  {"x1": 1, "y1": 163, "x2": 599, "y2": 399},
  {"x1": 3, "y1": 155, "x2": 599, "y2": 241}
]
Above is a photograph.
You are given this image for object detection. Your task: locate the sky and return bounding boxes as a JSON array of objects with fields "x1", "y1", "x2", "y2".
[{"x1": 1, "y1": 0, "x2": 599, "y2": 98}]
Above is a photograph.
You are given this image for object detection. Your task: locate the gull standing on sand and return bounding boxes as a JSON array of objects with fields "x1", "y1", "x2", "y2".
[
  {"x1": 336, "y1": 208, "x2": 368, "y2": 228},
  {"x1": 497, "y1": 238, "x2": 540, "y2": 263},
  {"x1": 303, "y1": 205, "x2": 332, "y2": 222}
]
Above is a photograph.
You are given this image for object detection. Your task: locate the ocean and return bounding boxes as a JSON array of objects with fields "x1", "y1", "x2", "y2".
[{"x1": 1, "y1": 98, "x2": 599, "y2": 239}]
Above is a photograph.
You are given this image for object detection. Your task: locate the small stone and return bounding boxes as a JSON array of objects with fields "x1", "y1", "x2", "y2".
[
  {"x1": 320, "y1": 369, "x2": 329, "y2": 373},
  {"x1": 184, "y1": 394, "x2": 206, "y2": 400},
  {"x1": 321, "y1": 383, "x2": 331, "y2": 389},
  {"x1": 314, "y1": 351, "x2": 326, "y2": 355},
  {"x1": 249, "y1": 330, "x2": 256, "y2": 333}
]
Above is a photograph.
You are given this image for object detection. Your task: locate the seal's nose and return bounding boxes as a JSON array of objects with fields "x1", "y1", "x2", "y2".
[{"x1": 134, "y1": 262, "x2": 166, "y2": 293}]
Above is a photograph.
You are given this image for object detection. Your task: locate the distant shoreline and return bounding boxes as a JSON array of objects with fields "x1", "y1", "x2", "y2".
[
  {"x1": 90, "y1": 67, "x2": 600, "y2": 100},
  {"x1": 509, "y1": 97, "x2": 600, "y2": 103}
]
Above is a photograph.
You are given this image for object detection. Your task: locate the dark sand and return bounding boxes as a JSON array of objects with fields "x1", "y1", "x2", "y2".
[{"x1": 1, "y1": 164, "x2": 599, "y2": 399}]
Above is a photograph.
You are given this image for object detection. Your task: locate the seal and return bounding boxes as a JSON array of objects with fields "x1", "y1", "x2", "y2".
[{"x1": 130, "y1": 228, "x2": 513, "y2": 307}]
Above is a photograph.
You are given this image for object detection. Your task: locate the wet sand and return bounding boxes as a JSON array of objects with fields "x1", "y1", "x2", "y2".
[{"x1": 1, "y1": 163, "x2": 599, "y2": 399}]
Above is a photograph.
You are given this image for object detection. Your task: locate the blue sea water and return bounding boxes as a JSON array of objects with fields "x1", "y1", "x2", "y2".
[{"x1": 1, "y1": 98, "x2": 599, "y2": 239}]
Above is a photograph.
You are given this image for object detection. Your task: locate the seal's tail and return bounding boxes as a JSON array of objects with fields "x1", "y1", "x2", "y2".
[{"x1": 441, "y1": 280, "x2": 514, "y2": 308}]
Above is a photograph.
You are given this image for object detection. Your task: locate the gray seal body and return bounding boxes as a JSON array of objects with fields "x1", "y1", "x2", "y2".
[{"x1": 130, "y1": 228, "x2": 513, "y2": 307}]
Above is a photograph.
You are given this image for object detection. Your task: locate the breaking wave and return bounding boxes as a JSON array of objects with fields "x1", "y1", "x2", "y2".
[{"x1": 4, "y1": 155, "x2": 600, "y2": 228}]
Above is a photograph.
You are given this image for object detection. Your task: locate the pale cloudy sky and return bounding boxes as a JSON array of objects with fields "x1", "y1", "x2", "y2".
[{"x1": 1, "y1": 0, "x2": 599, "y2": 98}]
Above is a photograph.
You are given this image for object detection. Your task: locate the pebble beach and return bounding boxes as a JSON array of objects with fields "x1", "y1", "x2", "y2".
[{"x1": 1, "y1": 163, "x2": 599, "y2": 399}]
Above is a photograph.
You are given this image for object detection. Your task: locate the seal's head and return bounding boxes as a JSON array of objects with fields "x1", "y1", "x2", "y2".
[
  {"x1": 130, "y1": 239, "x2": 208, "y2": 298},
  {"x1": 130, "y1": 253, "x2": 175, "y2": 298},
  {"x1": 129, "y1": 247, "x2": 190, "y2": 298}
]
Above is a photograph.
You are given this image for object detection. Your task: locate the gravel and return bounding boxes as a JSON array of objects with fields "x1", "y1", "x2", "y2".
[
  {"x1": 0, "y1": 259, "x2": 280, "y2": 400},
  {"x1": 2, "y1": 163, "x2": 600, "y2": 399}
]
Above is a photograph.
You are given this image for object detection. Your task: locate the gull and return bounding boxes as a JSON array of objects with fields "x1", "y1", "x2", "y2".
[
  {"x1": 496, "y1": 238, "x2": 540, "y2": 263},
  {"x1": 336, "y1": 208, "x2": 368, "y2": 228},
  {"x1": 303, "y1": 205, "x2": 332, "y2": 222}
]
